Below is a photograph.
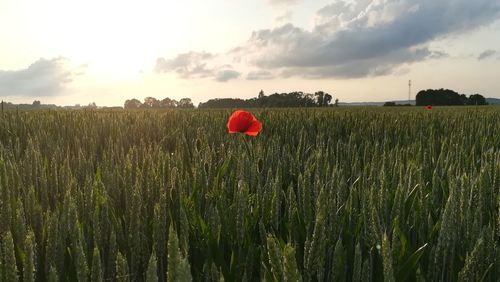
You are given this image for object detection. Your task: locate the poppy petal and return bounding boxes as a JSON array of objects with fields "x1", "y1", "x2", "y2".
[
  {"x1": 227, "y1": 110, "x2": 262, "y2": 136},
  {"x1": 244, "y1": 120, "x2": 262, "y2": 136},
  {"x1": 227, "y1": 112, "x2": 246, "y2": 132},
  {"x1": 227, "y1": 110, "x2": 254, "y2": 133}
]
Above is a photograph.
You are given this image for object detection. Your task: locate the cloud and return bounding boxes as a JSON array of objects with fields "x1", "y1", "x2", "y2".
[
  {"x1": 279, "y1": 47, "x2": 442, "y2": 78},
  {"x1": 234, "y1": 0, "x2": 499, "y2": 78},
  {"x1": 155, "y1": 51, "x2": 215, "y2": 79},
  {"x1": 0, "y1": 57, "x2": 83, "y2": 97},
  {"x1": 268, "y1": 0, "x2": 298, "y2": 6},
  {"x1": 215, "y1": 70, "x2": 241, "y2": 82},
  {"x1": 155, "y1": 52, "x2": 241, "y2": 82},
  {"x1": 247, "y1": 70, "x2": 275, "y2": 80},
  {"x1": 158, "y1": 0, "x2": 499, "y2": 81},
  {"x1": 314, "y1": 0, "x2": 372, "y2": 35},
  {"x1": 477, "y1": 49, "x2": 497, "y2": 60},
  {"x1": 275, "y1": 11, "x2": 293, "y2": 23}
]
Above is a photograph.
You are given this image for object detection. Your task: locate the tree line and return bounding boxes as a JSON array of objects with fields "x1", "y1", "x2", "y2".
[
  {"x1": 416, "y1": 89, "x2": 488, "y2": 106},
  {"x1": 198, "y1": 90, "x2": 337, "y2": 108},
  {"x1": 124, "y1": 97, "x2": 194, "y2": 109},
  {"x1": 0, "y1": 100, "x2": 106, "y2": 111}
]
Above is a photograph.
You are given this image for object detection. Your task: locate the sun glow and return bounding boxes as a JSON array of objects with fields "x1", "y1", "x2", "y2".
[{"x1": 14, "y1": 0, "x2": 204, "y2": 77}]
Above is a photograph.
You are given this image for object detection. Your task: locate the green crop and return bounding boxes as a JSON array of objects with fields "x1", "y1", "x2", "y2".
[{"x1": 0, "y1": 106, "x2": 498, "y2": 281}]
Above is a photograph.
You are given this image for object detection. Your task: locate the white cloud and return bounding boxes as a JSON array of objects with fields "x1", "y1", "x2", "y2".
[
  {"x1": 155, "y1": 52, "x2": 240, "y2": 82},
  {"x1": 275, "y1": 11, "x2": 293, "y2": 23},
  {"x1": 155, "y1": 51, "x2": 215, "y2": 79}
]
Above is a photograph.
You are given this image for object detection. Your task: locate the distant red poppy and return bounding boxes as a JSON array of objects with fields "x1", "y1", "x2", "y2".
[
  {"x1": 426, "y1": 105, "x2": 433, "y2": 110},
  {"x1": 227, "y1": 110, "x2": 262, "y2": 136}
]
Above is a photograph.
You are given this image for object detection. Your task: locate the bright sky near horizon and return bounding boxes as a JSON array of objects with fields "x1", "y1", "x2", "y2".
[{"x1": 1, "y1": 0, "x2": 499, "y2": 106}]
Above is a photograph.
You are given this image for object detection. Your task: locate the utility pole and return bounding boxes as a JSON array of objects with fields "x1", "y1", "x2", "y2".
[{"x1": 408, "y1": 80, "x2": 412, "y2": 105}]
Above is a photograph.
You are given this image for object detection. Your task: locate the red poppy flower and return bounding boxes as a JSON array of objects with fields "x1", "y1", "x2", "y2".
[
  {"x1": 426, "y1": 105, "x2": 432, "y2": 110},
  {"x1": 227, "y1": 110, "x2": 262, "y2": 136}
]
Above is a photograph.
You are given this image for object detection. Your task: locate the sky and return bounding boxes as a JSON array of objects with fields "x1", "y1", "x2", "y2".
[{"x1": 0, "y1": 0, "x2": 499, "y2": 107}]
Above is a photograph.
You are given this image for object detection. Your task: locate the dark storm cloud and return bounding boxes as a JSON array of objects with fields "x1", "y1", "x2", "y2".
[
  {"x1": 0, "y1": 57, "x2": 82, "y2": 97},
  {"x1": 477, "y1": 49, "x2": 497, "y2": 60}
]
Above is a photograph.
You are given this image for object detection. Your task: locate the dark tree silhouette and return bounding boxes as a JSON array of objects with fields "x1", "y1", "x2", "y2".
[
  {"x1": 160, "y1": 97, "x2": 178, "y2": 108},
  {"x1": 124, "y1": 99, "x2": 142, "y2": 109},
  {"x1": 416, "y1": 89, "x2": 488, "y2": 106},
  {"x1": 468, "y1": 94, "x2": 488, "y2": 105},
  {"x1": 315, "y1": 91, "x2": 325, "y2": 106},
  {"x1": 142, "y1": 97, "x2": 160, "y2": 108},
  {"x1": 178, "y1": 98, "x2": 194, "y2": 108},
  {"x1": 324, "y1": 93, "x2": 332, "y2": 106},
  {"x1": 258, "y1": 90, "x2": 265, "y2": 99},
  {"x1": 313, "y1": 91, "x2": 333, "y2": 107},
  {"x1": 125, "y1": 91, "x2": 335, "y2": 109},
  {"x1": 198, "y1": 98, "x2": 248, "y2": 108},
  {"x1": 198, "y1": 91, "x2": 331, "y2": 108}
]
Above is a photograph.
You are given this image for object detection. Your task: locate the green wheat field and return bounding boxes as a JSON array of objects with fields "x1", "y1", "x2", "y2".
[{"x1": 0, "y1": 107, "x2": 499, "y2": 281}]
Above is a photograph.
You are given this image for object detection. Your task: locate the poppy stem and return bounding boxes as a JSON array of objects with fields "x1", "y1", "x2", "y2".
[{"x1": 241, "y1": 135, "x2": 253, "y2": 160}]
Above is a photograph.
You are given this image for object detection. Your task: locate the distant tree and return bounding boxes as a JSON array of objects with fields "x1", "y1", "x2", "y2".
[
  {"x1": 178, "y1": 98, "x2": 194, "y2": 108},
  {"x1": 303, "y1": 93, "x2": 316, "y2": 107},
  {"x1": 416, "y1": 89, "x2": 488, "y2": 106},
  {"x1": 314, "y1": 91, "x2": 333, "y2": 107},
  {"x1": 258, "y1": 90, "x2": 265, "y2": 106},
  {"x1": 315, "y1": 91, "x2": 325, "y2": 106},
  {"x1": 199, "y1": 92, "x2": 323, "y2": 108},
  {"x1": 416, "y1": 89, "x2": 464, "y2": 106},
  {"x1": 263, "y1": 92, "x2": 316, "y2": 107},
  {"x1": 160, "y1": 97, "x2": 178, "y2": 108},
  {"x1": 324, "y1": 93, "x2": 332, "y2": 106},
  {"x1": 124, "y1": 99, "x2": 142, "y2": 109},
  {"x1": 143, "y1": 97, "x2": 160, "y2": 108},
  {"x1": 459, "y1": 94, "x2": 468, "y2": 105},
  {"x1": 383, "y1": 102, "x2": 397, "y2": 107},
  {"x1": 468, "y1": 94, "x2": 488, "y2": 105},
  {"x1": 86, "y1": 102, "x2": 97, "y2": 109},
  {"x1": 198, "y1": 98, "x2": 248, "y2": 108},
  {"x1": 127, "y1": 91, "x2": 339, "y2": 109},
  {"x1": 334, "y1": 98, "x2": 339, "y2": 107},
  {"x1": 32, "y1": 100, "x2": 41, "y2": 107}
]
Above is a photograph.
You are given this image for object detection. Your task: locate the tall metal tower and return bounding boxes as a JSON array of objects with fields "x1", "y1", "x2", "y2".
[{"x1": 408, "y1": 80, "x2": 412, "y2": 105}]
